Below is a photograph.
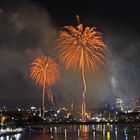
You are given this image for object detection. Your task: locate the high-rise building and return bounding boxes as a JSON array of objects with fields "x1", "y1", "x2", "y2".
[
  {"x1": 116, "y1": 98, "x2": 123, "y2": 111},
  {"x1": 130, "y1": 98, "x2": 137, "y2": 111}
]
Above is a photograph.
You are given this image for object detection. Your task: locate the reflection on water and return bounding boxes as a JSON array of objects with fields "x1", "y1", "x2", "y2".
[
  {"x1": 0, "y1": 124, "x2": 140, "y2": 140},
  {"x1": 115, "y1": 128, "x2": 117, "y2": 140},
  {"x1": 107, "y1": 131, "x2": 110, "y2": 140},
  {"x1": 0, "y1": 133, "x2": 21, "y2": 140},
  {"x1": 80, "y1": 125, "x2": 88, "y2": 132}
]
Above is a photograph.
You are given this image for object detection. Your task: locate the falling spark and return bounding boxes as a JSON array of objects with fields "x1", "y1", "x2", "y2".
[
  {"x1": 48, "y1": 89, "x2": 55, "y2": 106},
  {"x1": 30, "y1": 55, "x2": 60, "y2": 118},
  {"x1": 57, "y1": 16, "x2": 109, "y2": 121}
]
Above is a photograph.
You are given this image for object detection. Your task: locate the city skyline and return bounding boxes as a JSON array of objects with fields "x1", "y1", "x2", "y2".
[{"x1": 0, "y1": 0, "x2": 140, "y2": 109}]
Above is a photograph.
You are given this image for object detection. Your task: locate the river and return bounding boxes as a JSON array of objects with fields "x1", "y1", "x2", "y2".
[{"x1": 0, "y1": 124, "x2": 140, "y2": 140}]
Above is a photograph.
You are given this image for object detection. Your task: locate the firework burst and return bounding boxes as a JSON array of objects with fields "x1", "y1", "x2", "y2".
[
  {"x1": 57, "y1": 16, "x2": 109, "y2": 121},
  {"x1": 30, "y1": 55, "x2": 60, "y2": 118}
]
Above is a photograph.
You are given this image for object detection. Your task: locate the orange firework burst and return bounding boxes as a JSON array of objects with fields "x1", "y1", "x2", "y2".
[
  {"x1": 57, "y1": 16, "x2": 109, "y2": 121},
  {"x1": 30, "y1": 56, "x2": 60, "y2": 86},
  {"x1": 30, "y1": 55, "x2": 60, "y2": 118}
]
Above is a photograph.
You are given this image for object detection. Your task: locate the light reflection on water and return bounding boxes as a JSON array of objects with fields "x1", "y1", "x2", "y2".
[
  {"x1": 0, "y1": 133, "x2": 21, "y2": 140},
  {"x1": 0, "y1": 124, "x2": 140, "y2": 140}
]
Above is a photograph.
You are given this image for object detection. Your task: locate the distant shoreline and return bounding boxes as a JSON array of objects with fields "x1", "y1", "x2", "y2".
[{"x1": 0, "y1": 131, "x2": 23, "y2": 137}]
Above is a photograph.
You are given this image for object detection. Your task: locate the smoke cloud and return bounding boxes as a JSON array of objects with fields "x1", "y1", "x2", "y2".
[{"x1": 0, "y1": 0, "x2": 139, "y2": 110}]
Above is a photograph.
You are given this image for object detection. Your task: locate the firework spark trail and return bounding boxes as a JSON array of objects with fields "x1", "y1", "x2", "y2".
[
  {"x1": 81, "y1": 67, "x2": 86, "y2": 121},
  {"x1": 57, "y1": 16, "x2": 109, "y2": 121},
  {"x1": 48, "y1": 89, "x2": 54, "y2": 106},
  {"x1": 30, "y1": 55, "x2": 60, "y2": 118}
]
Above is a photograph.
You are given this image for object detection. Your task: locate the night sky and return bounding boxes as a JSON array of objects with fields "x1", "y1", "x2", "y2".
[{"x1": 0, "y1": 0, "x2": 140, "y2": 109}]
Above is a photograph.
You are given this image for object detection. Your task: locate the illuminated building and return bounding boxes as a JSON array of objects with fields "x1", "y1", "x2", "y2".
[
  {"x1": 116, "y1": 98, "x2": 124, "y2": 111},
  {"x1": 130, "y1": 98, "x2": 137, "y2": 111}
]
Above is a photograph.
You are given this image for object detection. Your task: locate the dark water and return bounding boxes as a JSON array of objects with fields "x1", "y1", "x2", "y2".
[{"x1": 1, "y1": 124, "x2": 140, "y2": 140}]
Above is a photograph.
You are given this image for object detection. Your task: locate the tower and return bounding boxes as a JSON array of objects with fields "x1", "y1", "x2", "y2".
[{"x1": 116, "y1": 98, "x2": 123, "y2": 111}]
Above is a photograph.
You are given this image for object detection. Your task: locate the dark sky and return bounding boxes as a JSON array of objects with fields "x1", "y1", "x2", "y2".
[{"x1": 0, "y1": 0, "x2": 140, "y2": 110}]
